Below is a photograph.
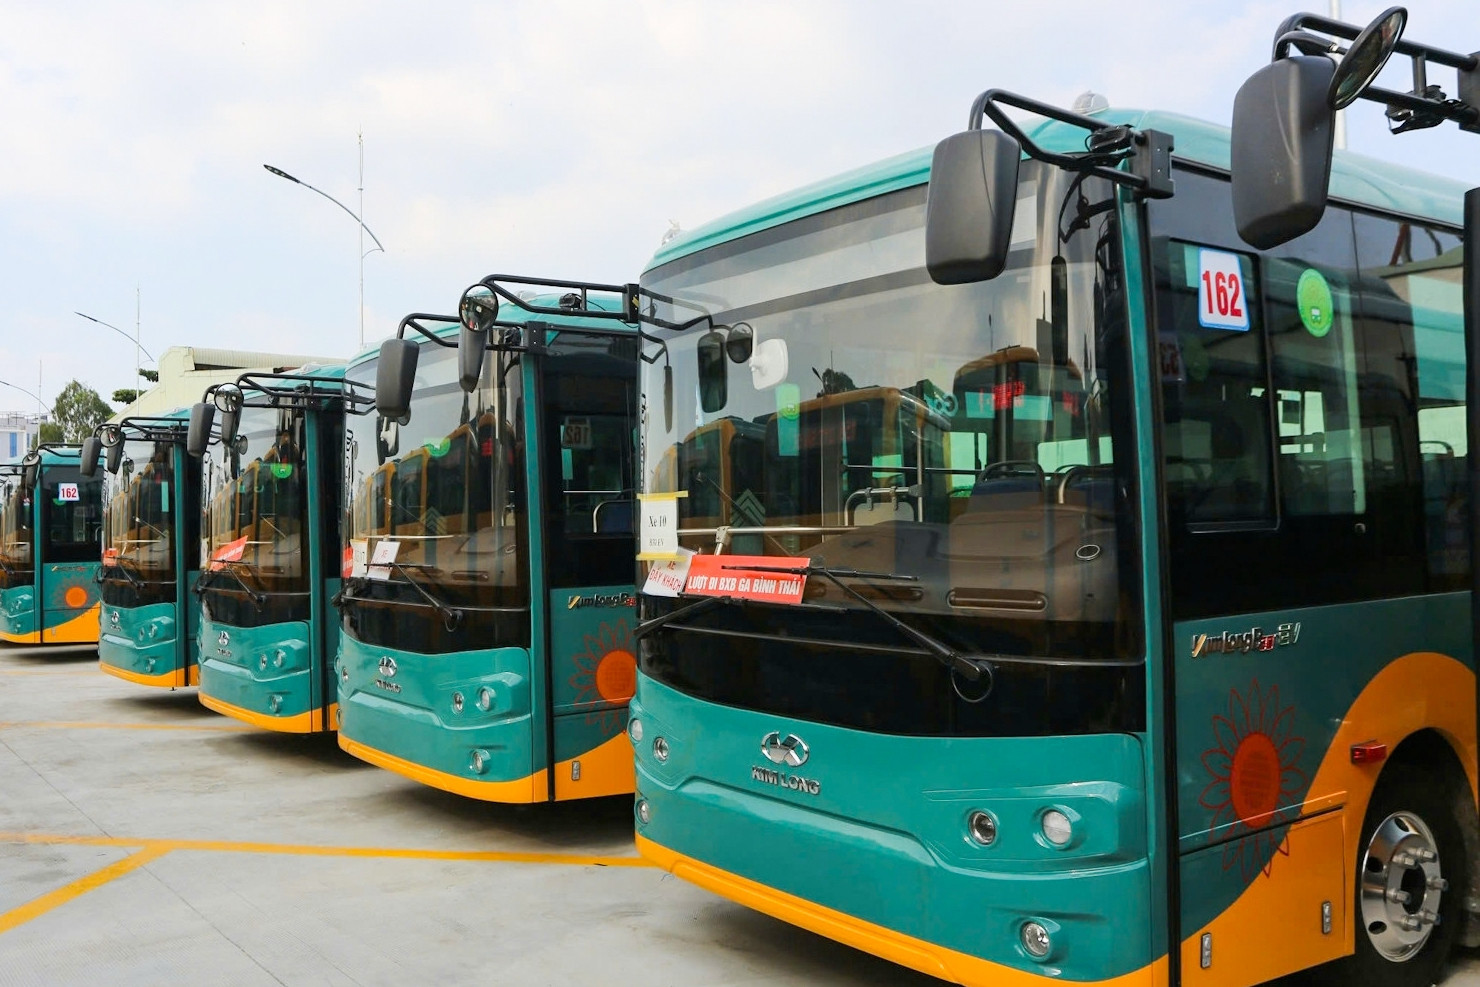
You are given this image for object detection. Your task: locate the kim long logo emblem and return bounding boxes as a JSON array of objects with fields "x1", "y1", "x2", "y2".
[
  {"x1": 378, "y1": 656, "x2": 397, "y2": 678},
  {"x1": 760, "y1": 731, "x2": 809, "y2": 767}
]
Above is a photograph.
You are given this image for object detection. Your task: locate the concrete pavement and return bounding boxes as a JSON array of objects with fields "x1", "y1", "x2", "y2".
[{"x1": 2, "y1": 641, "x2": 1479, "y2": 986}]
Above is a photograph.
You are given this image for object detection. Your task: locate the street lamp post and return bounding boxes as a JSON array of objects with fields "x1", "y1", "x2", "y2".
[
  {"x1": 76, "y1": 308, "x2": 154, "y2": 407},
  {"x1": 264, "y1": 147, "x2": 386, "y2": 349},
  {"x1": 0, "y1": 378, "x2": 54, "y2": 448}
]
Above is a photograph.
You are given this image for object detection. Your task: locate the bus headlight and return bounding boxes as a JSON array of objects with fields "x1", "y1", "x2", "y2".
[
  {"x1": 636, "y1": 798, "x2": 651, "y2": 824},
  {"x1": 476, "y1": 687, "x2": 493, "y2": 711},
  {"x1": 652, "y1": 737, "x2": 669, "y2": 762},
  {"x1": 273, "y1": 649, "x2": 285, "y2": 669},
  {"x1": 628, "y1": 718, "x2": 644, "y2": 743},
  {"x1": 1041, "y1": 809, "x2": 1074, "y2": 847},
  {"x1": 259, "y1": 655, "x2": 268, "y2": 671},
  {"x1": 1021, "y1": 921, "x2": 1052, "y2": 958},
  {"x1": 451, "y1": 691, "x2": 464, "y2": 714},
  {"x1": 470, "y1": 748, "x2": 489, "y2": 774},
  {"x1": 967, "y1": 810, "x2": 998, "y2": 846}
]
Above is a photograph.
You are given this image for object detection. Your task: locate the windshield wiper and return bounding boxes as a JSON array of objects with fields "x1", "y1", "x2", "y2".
[
  {"x1": 376, "y1": 561, "x2": 464, "y2": 631},
  {"x1": 104, "y1": 558, "x2": 144, "y2": 588},
  {"x1": 735, "y1": 561, "x2": 991, "y2": 683},
  {"x1": 194, "y1": 561, "x2": 265, "y2": 610},
  {"x1": 634, "y1": 594, "x2": 735, "y2": 639}
]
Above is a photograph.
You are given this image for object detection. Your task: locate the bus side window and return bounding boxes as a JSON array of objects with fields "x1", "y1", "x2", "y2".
[
  {"x1": 1354, "y1": 213, "x2": 1468, "y2": 590},
  {"x1": 1265, "y1": 257, "x2": 1365, "y2": 518},
  {"x1": 1154, "y1": 239, "x2": 1275, "y2": 529}
]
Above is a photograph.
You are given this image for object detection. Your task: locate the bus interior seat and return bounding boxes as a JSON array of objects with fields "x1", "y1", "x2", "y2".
[
  {"x1": 593, "y1": 499, "x2": 635, "y2": 534},
  {"x1": 967, "y1": 466, "x2": 1044, "y2": 514}
]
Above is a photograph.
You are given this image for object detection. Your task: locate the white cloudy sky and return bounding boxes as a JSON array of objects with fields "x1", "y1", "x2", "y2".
[{"x1": 1, "y1": 0, "x2": 1474, "y2": 413}]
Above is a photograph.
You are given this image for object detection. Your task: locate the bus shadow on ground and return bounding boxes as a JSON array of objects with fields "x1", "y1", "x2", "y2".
[
  {"x1": 103, "y1": 689, "x2": 212, "y2": 718},
  {"x1": 385, "y1": 784, "x2": 637, "y2": 848},
  {"x1": 213, "y1": 730, "x2": 374, "y2": 770},
  {"x1": 0, "y1": 645, "x2": 99, "y2": 665},
  {"x1": 697, "y1": 903, "x2": 949, "y2": 985}
]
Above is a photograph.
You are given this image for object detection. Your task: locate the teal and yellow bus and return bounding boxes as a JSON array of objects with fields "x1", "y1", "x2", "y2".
[
  {"x1": 336, "y1": 284, "x2": 640, "y2": 802},
  {"x1": 86, "y1": 413, "x2": 202, "y2": 687},
  {"x1": 0, "y1": 444, "x2": 103, "y2": 644},
  {"x1": 191, "y1": 368, "x2": 366, "y2": 731},
  {"x1": 630, "y1": 27, "x2": 1477, "y2": 986}
]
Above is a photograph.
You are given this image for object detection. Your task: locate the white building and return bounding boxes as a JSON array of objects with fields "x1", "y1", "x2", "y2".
[
  {"x1": 0, "y1": 413, "x2": 43, "y2": 463},
  {"x1": 111, "y1": 346, "x2": 341, "y2": 421}
]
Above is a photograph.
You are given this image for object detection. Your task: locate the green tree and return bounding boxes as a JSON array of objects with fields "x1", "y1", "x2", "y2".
[
  {"x1": 32, "y1": 421, "x2": 63, "y2": 448},
  {"x1": 139, "y1": 369, "x2": 159, "y2": 383},
  {"x1": 112, "y1": 388, "x2": 141, "y2": 405},
  {"x1": 50, "y1": 381, "x2": 112, "y2": 442}
]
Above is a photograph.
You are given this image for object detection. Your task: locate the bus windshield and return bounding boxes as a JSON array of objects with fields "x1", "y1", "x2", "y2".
[
  {"x1": 640, "y1": 161, "x2": 1142, "y2": 667},
  {"x1": 342, "y1": 342, "x2": 528, "y2": 650},
  {"x1": 202, "y1": 404, "x2": 309, "y2": 599},
  {"x1": 0, "y1": 472, "x2": 31, "y2": 587},
  {"x1": 103, "y1": 439, "x2": 176, "y2": 585}
]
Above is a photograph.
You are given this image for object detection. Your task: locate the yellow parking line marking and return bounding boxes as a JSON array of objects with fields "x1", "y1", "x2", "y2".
[
  {"x1": 0, "y1": 831, "x2": 649, "y2": 869},
  {"x1": 0, "y1": 721, "x2": 253, "y2": 733},
  {"x1": 0, "y1": 846, "x2": 170, "y2": 935}
]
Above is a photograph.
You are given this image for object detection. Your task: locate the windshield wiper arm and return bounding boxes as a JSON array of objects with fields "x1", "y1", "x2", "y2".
[
  {"x1": 737, "y1": 561, "x2": 990, "y2": 683},
  {"x1": 194, "y1": 561, "x2": 265, "y2": 610},
  {"x1": 106, "y1": 558, "x2": 144, "y2": 588},
  {"x1": 379, "y1": 561, "x2": 464, "y2": 631},
  {"x1": 634, "y1": 594, "x2": 734, "y2": 640}
]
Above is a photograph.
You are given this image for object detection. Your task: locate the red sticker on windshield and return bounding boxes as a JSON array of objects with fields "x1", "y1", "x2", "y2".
[
  {"x1": 210, "y1": 535, "x2": 248, "y2": 570},
  {"x1": 683, "y1": 555, "x2": 807, "y2": 605}
]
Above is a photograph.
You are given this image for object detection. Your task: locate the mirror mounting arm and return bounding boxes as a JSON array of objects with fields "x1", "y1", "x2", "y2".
[
  {"x1": 969, "y1": 89, "x2": 1174, "y2": 199},
  {"x1": 1270, "y1": 10, "x2": 1478, "y2": 133}
]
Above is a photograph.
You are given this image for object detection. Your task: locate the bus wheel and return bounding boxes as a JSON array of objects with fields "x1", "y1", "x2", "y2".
[{"x1": 1318, "y1": 768, "x2": 1466, "y2": 987}]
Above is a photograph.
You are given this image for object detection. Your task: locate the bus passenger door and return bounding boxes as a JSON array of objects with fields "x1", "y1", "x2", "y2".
[{"x1": 534, "y1": 337, "x2": 639, "y2": 801}]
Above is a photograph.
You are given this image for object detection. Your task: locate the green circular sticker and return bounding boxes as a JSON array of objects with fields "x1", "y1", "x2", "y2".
[
  {"x1": 269, "y1": 463, "x2": 294, "y2": 479},
  {"x1": 1296, "y1": 269, "x2": 1334, "y2": 337}
]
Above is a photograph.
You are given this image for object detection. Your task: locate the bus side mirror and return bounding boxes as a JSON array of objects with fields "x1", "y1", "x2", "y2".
[
  {"x1": 457, "y1": 326, "x2": 487, "y2": 393},
  {"x1": 925, "y1": 129, "x2": 1022, "y2": 285},
  {"x1": 1231, "y1": 56, "x2": 1337, "y2": 250},
  {"x1": 697, "y1": 330, "x2": 727, "y2": 413},
  {"x1": 458, "y1": 284, "x2": 499, "y2": 393},
  {"x1": 105, "y1": 442, "x2": 124, "y2": 476},
  {"x1": 20, "y1": 451, "x2": 39, "y2": 492},
  {"x1": 187, "y1": 403, "x2": 215, "y2": 458},
  {"x1": 79, "y1": 437, "x2": 102, "y2": 478},
  {"x1": 376, "y1": 338, "x2": 419, "y2": 423},
  {"x1": 214, "y1": 385, "x2": 243, "y2": 452}
]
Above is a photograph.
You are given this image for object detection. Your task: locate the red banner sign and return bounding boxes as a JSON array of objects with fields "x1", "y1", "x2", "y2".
[
  {"x1": 209, "y1": 535, "x2": 249, "y2": 570},
  {"x1": 683, "y1": 554, "x2": 808, "y2": 605}
]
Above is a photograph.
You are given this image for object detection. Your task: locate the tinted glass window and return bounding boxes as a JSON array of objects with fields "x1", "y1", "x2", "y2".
[
  {"x1": 542, "y1": 333, "x2": 639, "y2": 589},
  {"x1": 1151, "y1": 167, "x2": 1458, "y2": 619},
  {"x1": 42, "y1": 464, "x2": 103, "y2": 563}
]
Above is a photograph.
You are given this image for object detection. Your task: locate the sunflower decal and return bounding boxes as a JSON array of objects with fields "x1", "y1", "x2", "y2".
[
  {"x1": 1198, "y1": 679, "x2": 1307, "y2": 881},
  {"x1": 568, "y1": 619, "x2": 637, "y2": 734}
]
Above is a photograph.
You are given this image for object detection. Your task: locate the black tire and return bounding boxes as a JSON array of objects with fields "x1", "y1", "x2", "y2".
[{"x1": 1307, "y1": 765, "x2": 1468, "y2": 987}]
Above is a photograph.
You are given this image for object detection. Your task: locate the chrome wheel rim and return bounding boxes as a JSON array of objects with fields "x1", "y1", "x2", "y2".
[{"x1": 1359, "y1": 810, "x2": 1446, "y2": 962}]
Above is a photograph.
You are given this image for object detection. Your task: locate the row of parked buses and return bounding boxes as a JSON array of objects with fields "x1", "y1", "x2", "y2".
[{"x1": 5, "y1": 8, "x2": 1478, "y2": 985}]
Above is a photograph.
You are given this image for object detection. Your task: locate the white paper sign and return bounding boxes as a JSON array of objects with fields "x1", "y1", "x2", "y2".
[
  {"x1": 642, "y1": 548, "x2": 695, "y2": 598},
  {"x1": 57, "y1": 483, "x2": 80, "y2": 502},
  {"x1": 367, "y1": 539, "x2": 400, "y2": 581},
  {"x1": 1197, "y1": 248, "x2": 1250, "y2": 331},
  {"x1": 636, "y1": 493, "x2": 685, "y2": 560},
  {"x1": 349, "y1": 539, "x2": 369, "y2": 579}
]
